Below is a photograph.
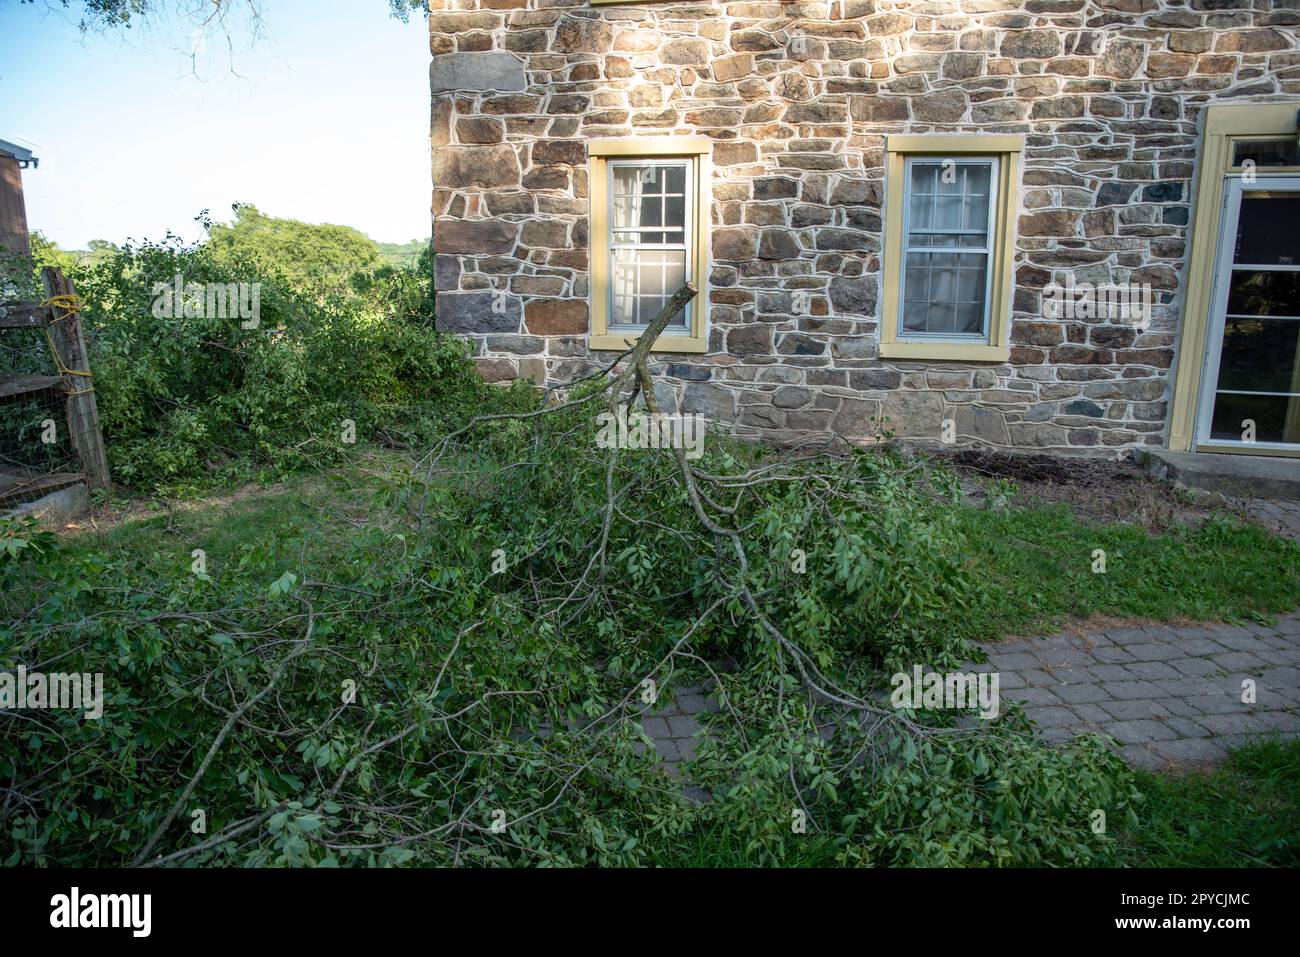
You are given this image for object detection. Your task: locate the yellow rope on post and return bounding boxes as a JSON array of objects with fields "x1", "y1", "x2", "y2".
[
  {"x1": 39, "y1": 294, "x2": 95, "y2": 382},
  {"x1": 44, "y1": 293, "x2": 83, "y2": 324}
]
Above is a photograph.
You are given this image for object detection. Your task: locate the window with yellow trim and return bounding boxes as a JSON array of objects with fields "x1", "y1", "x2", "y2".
[
  {"x1": 588, "y1": 137, "x2": 710, "y2": 353},
  {"x1": 880, "y1": 135, "x2": 1022, "y2": 362}
]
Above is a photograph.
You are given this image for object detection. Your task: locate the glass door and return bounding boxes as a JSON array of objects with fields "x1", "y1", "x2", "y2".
[{"x1": 1197, "y1": 176, "x2": 1300, "y2": 451}]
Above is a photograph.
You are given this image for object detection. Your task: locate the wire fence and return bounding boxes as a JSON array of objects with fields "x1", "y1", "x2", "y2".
[{"x1": 0, "y1": 310, "x2": 82, "y2": 506}]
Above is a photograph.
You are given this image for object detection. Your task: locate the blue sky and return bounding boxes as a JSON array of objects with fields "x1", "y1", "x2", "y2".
[{"x1": 0, "y1": 0, "x2": 431, "y2": 249}]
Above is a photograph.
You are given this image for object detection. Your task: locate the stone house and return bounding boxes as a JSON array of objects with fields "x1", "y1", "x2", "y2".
[{"x1": 430, "y1": 1, "x2": 1300, "y2": 459}]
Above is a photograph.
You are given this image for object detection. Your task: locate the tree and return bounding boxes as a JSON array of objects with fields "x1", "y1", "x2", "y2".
[
  {"x1": 81, "y1": 239, "x2": 120, "y2": 268},
  {"x1": 375, "y1": 238, "x2": 429, "y2": 269},
  {"x1": 29, "y1": 232, "x2": 81, "y2": 274},
  {"x1": 206, "y1": 203, "x2": 381, "y2": 301},
  {"x1": 13, "y1": 1, "x2": 426, "y2": 32}
]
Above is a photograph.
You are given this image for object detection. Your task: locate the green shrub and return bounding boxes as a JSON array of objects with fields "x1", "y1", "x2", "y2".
[{"x1": 71, "y1": 235, "x2": 480, "y2": 492}]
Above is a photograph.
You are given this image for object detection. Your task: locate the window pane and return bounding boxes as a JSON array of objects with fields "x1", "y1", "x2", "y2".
[
  {"x1": 909, "y1": 193, "x2": 932, "y2": 230},
  {"x1": 928, "y1": 302, "x2": 955, "y2": 333},
  {"x1": 639, "y1": 253, "x2": 668, "y2": 298},
  {"x1": 930, "y1": 254, "x2": 957, "y2": 302},
  {"x1": 907, "y1": 160, "x2": 991, "y2": 249},
  {"x1": 609, "y1": 161, "x2": 692, "y2": 330},
  {"x1": 611, "y1": 249, "x2": 638, "y2": 326},
  {"x1": 1214, "y1": 317, "x2": 1300, "y2": 394},
  {"x1": 910, "y1": 163, "x2": 937, "y2": 194},
  {"x1": 934, "y1": 195, "x2": 962, "y2": 230},
  {"x1": 936, "y1": 167, "x2": 963, "y2": 195},
  {"x1": 611, "y1": 162, "x2": 689, "y2": 248},
  {"x1": 612, "y1": 191, "x2": 637, "y2": 231},
  {"x1": 613, "y1": 168, "x2": 644, "y2": 199},
  {"x1": 1234, "y1": 192, "x2": 1300, "y2": 266},
  {"x1": 956, "y1": 301, "x2": 983, "y2": 334},
  {"x1": 900, "y1": 250, "x2": 987, "y2": 336},
  {"x1": 1210, "y1": 392, "x2": 1300, "y2": 444},
  {"x1": 904, "y1": 251, "x2": 930, "y2": 295},
  {"x1": 664, "y1": 195, "x2": 685, "y2": 229},
  {"x1": 962, "y1": 196, "x2": 987, "y2": 230},
  {"x1": 904, "y1": 253, "x2": 929, "y2": 302},
  {"x1": 1232, "y1": 138, "x2": 1300, "y2": 168},
  {"x1": 637, "y1": 296, "x2": 663, "y2": 325},
  {"x1": 1226, "y1": 270, "x2": 1300, "y2": 318},
  {"x1": 963, "y1": 163, "x2": 991, "y2": 196},
  {"x1": 900, "y1": 157, "x2": 995, "y2": 339},
  {"x1": 957, "y1": 262, "x2": 984, "y2": 302},
  {"x1": 610, "y1": 248, "x2": 688, "y2": 330}
]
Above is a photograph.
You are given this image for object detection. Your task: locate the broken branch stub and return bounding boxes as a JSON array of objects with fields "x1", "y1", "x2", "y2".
[{"x1": 614, "y1": 282, "x2": 697, "y2": 393}]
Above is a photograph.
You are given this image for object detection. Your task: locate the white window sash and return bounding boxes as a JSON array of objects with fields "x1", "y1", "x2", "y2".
[
  {"x1": 898, "y1": 155, "x2": 1000, "y2": 342},
  {"x1": 606, "y1": 158, "x2": 694, "y2": 333}
]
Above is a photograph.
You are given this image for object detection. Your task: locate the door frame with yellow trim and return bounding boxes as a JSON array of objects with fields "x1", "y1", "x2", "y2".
[
  {"x1": 1169, "y1": 103, "x2": 1300, "y2": 457},
  {"x1": 1195, "y1": 175, "x2": 1300, "y2": 453}
]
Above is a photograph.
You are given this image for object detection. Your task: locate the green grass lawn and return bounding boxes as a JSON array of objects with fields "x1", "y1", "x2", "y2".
[
  {"x1": 1116, "y1": 738, "x2": 1300, "y2": 867},
  {"x1": 71, "y1": 452, "x2": 407, "y2": 578},
  {"x1": 952, "y1": 503, "x2": 1300, "y2": 644},
  {"x1": 78, "y1": 463, "x2": 1300, "y2": 644}
]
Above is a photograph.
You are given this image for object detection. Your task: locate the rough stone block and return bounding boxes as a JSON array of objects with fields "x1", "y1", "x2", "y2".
[
  {"x1": 437, "y1": 291, "x2": 522, "y2": 334},
  {"x1": 430, "y1": 52, "x2": 527, "y2": 94}
]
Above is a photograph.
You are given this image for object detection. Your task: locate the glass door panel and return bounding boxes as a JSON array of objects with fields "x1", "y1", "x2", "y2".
[{"x1": 1199, "y1": 179, "x2": 1300, "y2": 448}]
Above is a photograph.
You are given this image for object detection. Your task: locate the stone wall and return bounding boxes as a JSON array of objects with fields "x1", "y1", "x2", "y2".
[{"x1": 430, "y1": 0, "x2": 1300, "y2": 455}]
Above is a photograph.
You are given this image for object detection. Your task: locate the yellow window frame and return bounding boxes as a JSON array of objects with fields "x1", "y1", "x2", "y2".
[
  {"x1": 880, "y1": 134, "x2": 1023, "y2": 362},
  {"x1": 1168, "y1": 103, "x2": 1300, "y2": 455},
  {"x1": 588, "y1": 136, "x2": 711, "y2": 354}
]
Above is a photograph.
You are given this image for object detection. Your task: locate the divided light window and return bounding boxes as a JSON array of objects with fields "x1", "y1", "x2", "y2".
[
  {"x1": 609, "y1": 160, "x2": 693, "y2": 333},
  {"x1": 588, "y1": 137, "x2": 711, "y2": 353},
  {"x1": 900, "y1": 157, "x2": 998, "y2": 340},
  {"x1": 880, "y1": 135, "x2": 1023, "y2": 362}
]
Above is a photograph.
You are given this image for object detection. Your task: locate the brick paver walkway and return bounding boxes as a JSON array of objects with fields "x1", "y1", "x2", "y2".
[
  {"x1": 1244, "y1": 499, "x2": 1300, "y2": 542},
  {"x1": 637, "y1": 614, "x2": 1300, "y2": 782},
  {"x1": 972, "y1": 614, "x2": 1300, "y2": 768},
  {"x1": 637, "y1": 683, "x2": 716, "y2": 803},
  {"x1": 636, "y1": 502, "x2": 1300, "y2": 780}
]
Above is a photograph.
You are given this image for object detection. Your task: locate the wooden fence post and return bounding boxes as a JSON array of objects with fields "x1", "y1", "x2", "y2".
[{"x1": 41, "y1": 266, "x2": 110, "y2": 489}]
